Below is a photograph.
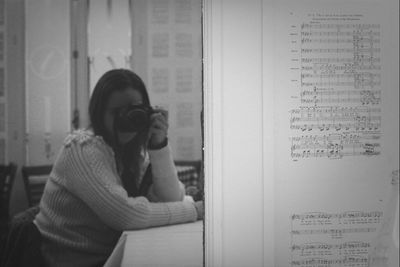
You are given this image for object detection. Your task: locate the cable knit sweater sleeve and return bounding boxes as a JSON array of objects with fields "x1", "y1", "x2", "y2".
[{"x1": 53, "y1": 132, "x2": 197, "y2": 231}]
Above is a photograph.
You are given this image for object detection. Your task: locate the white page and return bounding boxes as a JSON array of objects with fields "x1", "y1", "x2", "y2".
[
  {"x1": 267, "y1": 0, "x2": 399, "y2": 266},
  {"x1": 121, "y1": 221, "x2": 203, "y2": 267}
]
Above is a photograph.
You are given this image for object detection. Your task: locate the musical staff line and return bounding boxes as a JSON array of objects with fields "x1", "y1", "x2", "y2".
[
  {"x1": 291, "y1": 241, "x2": 370, "y2": 252},
  {"x1": 301, "y1": 64, "x2": 381, "y2": 72},
  {"x1": 301, "y1": 48, "x2": 380, "y2": 53},
  {"x1": 290, "y1": 209, "x2": 381, "y2": 266},
  {"x1": 290, "y1": 106, "x2": 381, "y2": 132},
  {"x1": 291, "y1": 256, "x2": 368, "y2": 266},
  {"x1": 290, "y1": 133, "x2": 381, "y2": 159},
  {"x1": 300, "y1": 89, "x2": 381, "y2": 105},
  {"x1": 292, "y1": 21, "x2": 382, "y2": 160},
  {"x1": 301, "y1": 73, "x2": 380, "y2": 79},
  {"x1": 301, "y1": 31, "x2": 380, "y2": 37},
  {"x1": 291, "y1": 211, "x2": 383, "y2": 221},
  {"x1": 301, "y1": 57, "x2": 380, "y2": 63},
  {"x1": 301, "y1": 37, "x2": 380, "y2": 44},
  {"x1": 301, "y1": 23, "x2": 380, "y2": 29}
]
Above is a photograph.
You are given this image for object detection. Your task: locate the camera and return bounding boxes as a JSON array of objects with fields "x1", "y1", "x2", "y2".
[{"x1": 114, "y1": 104, "x2": 154, "y2": 133}]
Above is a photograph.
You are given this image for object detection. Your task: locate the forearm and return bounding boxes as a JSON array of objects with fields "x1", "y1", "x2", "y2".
[{"x1": 149, "y1": 145, "x2": 185, "y2": 202}]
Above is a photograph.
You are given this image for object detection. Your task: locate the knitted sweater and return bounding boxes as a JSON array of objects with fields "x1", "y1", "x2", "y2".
[{"x1": 34, "y1": 130, "x2": 197, "y2": 267}]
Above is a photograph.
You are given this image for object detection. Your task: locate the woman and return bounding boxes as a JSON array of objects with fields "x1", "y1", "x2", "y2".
[{"x1": 34, "y1": 69, "x2": 203, "y2": 267}]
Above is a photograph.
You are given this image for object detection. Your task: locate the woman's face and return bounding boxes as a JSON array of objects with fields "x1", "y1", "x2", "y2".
[{"x1": 104, "y1": 88, "x2": 144, "y2": 145}]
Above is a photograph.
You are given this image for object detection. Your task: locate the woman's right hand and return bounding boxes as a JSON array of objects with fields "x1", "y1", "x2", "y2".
[{"x1": 193, "y1": 201, "x2": 204, "y2": 220}]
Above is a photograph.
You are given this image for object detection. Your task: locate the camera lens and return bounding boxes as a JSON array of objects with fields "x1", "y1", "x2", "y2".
[{"x1": 115, "y1": 105, "x2": 152, "y2": 133}]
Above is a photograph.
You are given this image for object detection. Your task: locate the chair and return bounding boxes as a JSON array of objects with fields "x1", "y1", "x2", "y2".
[
  {"x1": 21, "y1": 165, "x2": 53, "y2": 208},
  {"x1": 175, "y1": 160, "x2": 203, "y2": 201},
  {"x1": 0, "y1": 206, "x2": 44, "y2": 267},
  {"x1": 175, "y1": 160, "x2": 201, "y2": 187},
  {"x1": 0, "y1": 163, "x2": 17, "y2": 222}
]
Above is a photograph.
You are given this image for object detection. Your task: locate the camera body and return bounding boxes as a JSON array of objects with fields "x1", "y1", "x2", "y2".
[{"x1": 114, "y1": 104, "x2": 154, "y2": 133}]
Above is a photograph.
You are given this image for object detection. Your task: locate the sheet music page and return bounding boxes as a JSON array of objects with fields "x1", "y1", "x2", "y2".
[{"x1": 267, "y1": 0, "x2": 399, "y2": 266}]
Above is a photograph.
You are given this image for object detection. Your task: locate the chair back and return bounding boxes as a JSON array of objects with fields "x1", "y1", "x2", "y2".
[
  {"x1": 21, "y1": 165, "x2": 53, "y2": 207},
  {"x1": 174, "y1": 160, "x2": 202, "y2": 187},
  {"x1": 0, "y1": 206, "x2": 44, "y2": 267},
  {"x1": 0, "y1": 163, "x2": 17, "y2": 221}
]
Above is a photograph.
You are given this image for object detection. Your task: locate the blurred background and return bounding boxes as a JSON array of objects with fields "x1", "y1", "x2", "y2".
[{"x1": 1, "y1": 0, "x2": 203, "y2": 217}]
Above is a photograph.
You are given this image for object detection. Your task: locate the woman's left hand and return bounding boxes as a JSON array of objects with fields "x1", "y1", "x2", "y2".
[{"x1": 148, "y1": 108, "x2": 169, "y2": 148}]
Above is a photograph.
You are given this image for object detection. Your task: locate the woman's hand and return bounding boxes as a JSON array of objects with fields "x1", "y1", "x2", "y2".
[{"x1": 148, "y1": 108, "x2": 168, "y2": 149}]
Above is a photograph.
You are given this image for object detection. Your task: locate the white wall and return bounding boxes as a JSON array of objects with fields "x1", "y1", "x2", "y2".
[
  {"x1": 204, "y1": 0, "x2": 273, "y2": 266},
  {"x1": 204, "y1": 0, "x2": 398, "y2": 266}
]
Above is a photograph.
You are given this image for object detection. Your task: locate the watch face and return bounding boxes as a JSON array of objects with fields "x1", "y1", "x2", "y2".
[{"x1": 29, "y1": 44, "x2": 67, "y2": 80}]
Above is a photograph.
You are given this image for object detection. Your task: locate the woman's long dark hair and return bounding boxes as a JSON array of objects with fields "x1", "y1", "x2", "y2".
[
  {"x1": 89, "y1": 69, "x2": 150, "y2": 145},
  {"x1": 88, "y1": 69, "x2": 151, "y2": 196}
]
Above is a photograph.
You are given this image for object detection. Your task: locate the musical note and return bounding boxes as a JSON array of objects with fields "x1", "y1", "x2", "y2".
[
  {"x1": 291, "y1": 257, "x2": 368, "y2": 266},
  {"x1": 287, "y1": 12, "x2": 390, "y2": 267},
  {"x1": 291, "y1": 21, "x2": 382, "y2": 161},
  {"x1": 300, "y1": 23, "x2": 380, "y2": 29},
  {"x1": 291, "y1": 211, "x2": 383, "y2": 225},
  {"x1": 290, "y1": 211, "x2": 382, "y2": 267},
  {"x1": 289, "y1": 106, "x2": 381, "y2": 132},
  {"x1": 290, "y1": 133, "x2": 381, "y2": 160}
]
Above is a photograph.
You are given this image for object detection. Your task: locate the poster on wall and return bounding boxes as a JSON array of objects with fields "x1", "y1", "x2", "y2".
[
  {"x1": 88, "y1": 0, "x2": 131, "y2": 93},
  {"x1": 0, "y1": 102, "x2": 4, "y2": 132},
  {"x1": 146, "y1": 0, "x2": 202, "y2": 161},
  {"x1": 0, "y1": 32, "x2": 3, "y2": 61},
  {"x1": 0, "y1": 0, "x2": 5, "y2": 163},
  {"x1": 0, "y1": 139, "x2": 4, "y2": 164},
  {"x1": 0, "y1": 0, "x2": 4, "y2": 26},
  {"x1": 25, "y1": 0, "x2": 71, "y2": 165},
  {"x1": 0, "y1": 68, "x2": 4, "y2": 97}
]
